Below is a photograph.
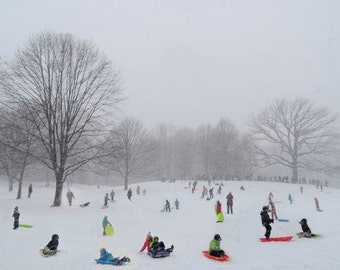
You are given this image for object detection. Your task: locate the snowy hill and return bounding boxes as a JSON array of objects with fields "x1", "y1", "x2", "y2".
[{"x1": 1, "y1": 180, "x2": 339, "y2": 270}]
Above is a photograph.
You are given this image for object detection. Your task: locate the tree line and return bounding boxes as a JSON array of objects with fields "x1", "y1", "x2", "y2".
[{"x1": 0, "y1": 32, "x2": 339, "y2": 206}]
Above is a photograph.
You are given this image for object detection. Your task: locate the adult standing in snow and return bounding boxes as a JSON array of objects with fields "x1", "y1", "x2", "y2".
[
  {"x1": 66, "y1": 189, "x2": 75, "y2": 206},
  {"x1": 226, "y1": 192, "x2": 234, "y2": 214},
  {"x1": 260, "y1": 206, "x2": 274, "y2": 239},
  {"x1": 209, "y1": 234, "x2": 225, "y2": 257},
  {"x1": 28, "y1": 184, "x2": 33, "y2": 198},
  {"x1": 288, "y1": 193, "x2": 293, "y2": 204},
  {"x1": 12, "y1": 206, "x2": 20, "y2": 229}
]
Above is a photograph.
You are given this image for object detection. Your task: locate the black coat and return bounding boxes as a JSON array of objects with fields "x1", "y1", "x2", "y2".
[
  {"x1": 301, "y1": 222, "x2": 311, "y2": 234},
  {"x1": 46, "y1": 239, "x2": 59, "y2": 251},
  {"x1": 260, "y1": 210, "x2": 273, "y2": 226}
]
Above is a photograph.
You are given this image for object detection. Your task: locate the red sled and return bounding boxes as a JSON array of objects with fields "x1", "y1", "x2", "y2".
[
  {"x1": 202, "y1": 251, "x2": 229, "y2": 261},
  {"x1": 260, "y1": 236, "x2": 293, "y2": 242}
]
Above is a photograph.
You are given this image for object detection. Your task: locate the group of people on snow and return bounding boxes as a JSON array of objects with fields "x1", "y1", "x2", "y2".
[{"x1": 261, "y1": 191, "x2": 314, "y2": 239}]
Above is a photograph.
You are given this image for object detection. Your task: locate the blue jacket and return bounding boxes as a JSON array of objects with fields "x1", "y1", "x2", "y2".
[
  {"x1": 95, "y1": 251, "x2": 118, "y2": 265},
  {"x1": 102, "y1": 217, "x2": 110, "y2": 229}
]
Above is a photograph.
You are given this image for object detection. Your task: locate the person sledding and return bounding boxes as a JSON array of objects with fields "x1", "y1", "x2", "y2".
[
  {"x1": 95, "y1": 248, "x2": 130, "y2": 265},
  {"x1": 140, "y1": 231, "x2": 152, "y2": 252},
  {"x1": 260, "y1": 206, "x2": 274, "y2": 239},
  {"x1": 209, "y1": 234, "x2": 225, "y2": 258},
  {"x1": 297, "y1": 218, "x2": 312, "y2": 238},
  {"x1": 43, "y1": 234, "x2": 59, "y2": 255},
  {"x1": 148, "y1": 236, "x2": 174, "y2": 257}
]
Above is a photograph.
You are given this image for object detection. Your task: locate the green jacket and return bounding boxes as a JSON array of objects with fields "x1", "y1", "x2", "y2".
[{"x1": 209, "y1": 239, "x2": 220, "y2": 253}]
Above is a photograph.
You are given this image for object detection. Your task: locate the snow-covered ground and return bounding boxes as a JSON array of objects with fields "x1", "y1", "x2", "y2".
[{"x1": 1, "y1": 179, "x2": 339, "y2": 270}]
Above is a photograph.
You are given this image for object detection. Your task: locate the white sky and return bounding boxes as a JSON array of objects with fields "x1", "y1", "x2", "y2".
[
  {"x1": 1, "y1": 0, "x2": 340, "y2": 130},
  {"x1": 1, "y1": 180, "x2": 339, "y2": 270}
]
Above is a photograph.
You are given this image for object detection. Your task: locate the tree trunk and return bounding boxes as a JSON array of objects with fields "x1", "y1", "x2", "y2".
[
  {"x1": 52, "y1": 175, "x2": 64, "y2": 206},
  {"x1": 8, "y1": 176, "x2": 14, "y2": 192},
  {"x1": 292, "y1": 164, "x2": 298, "y2": 184}
]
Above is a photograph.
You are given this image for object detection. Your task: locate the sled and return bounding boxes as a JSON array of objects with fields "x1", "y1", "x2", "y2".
[
  {"x1": 316, "y1": 208, "x2": 323, "y2": 212},
  {"x1": 277, "y1": 218, "x2": 289, "y2": 222},
  {"x1": 39, "y1": 249, "x2": 59, "y2": 257},
  {"x1": 147, "y1": 251, "x2": 171, "y2": 258},
  {"x1": 296, "y1": 233, "x2": 322, "y2": 238},
  {"x1": 19, "y1": 224, "x2": 33, "y2": 228},
  {"x1": 101, "y1": 205, "x2": 109, "y2": 209},
  {"x1": 105, "y1": 224, "x2": 114, "y2": 236},
  {"x1": 202, "y1": 251, "x2": 229, "y2": 261},
  {"x1": 260, "y1": 236, "x2": 293, "y2": 242}
]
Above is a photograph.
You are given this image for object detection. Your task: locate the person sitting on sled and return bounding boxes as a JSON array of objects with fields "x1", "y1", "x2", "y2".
[
  {"x1": 209, "y1": 234, "x2": 225, "y2": 257},
  {"x1": 95, "y1": 248, "x2": 130, "y2": 265},
  {"x1": 297, "y1": 218, "x2": 312, "y2": 238},
  {"x1": 260, "y1": 206, "x2": 274, "y2": 239},
  {"x1": 140, "y1": 231, "x2": 152, "y2": 252},
  {"x1": 149, "y1": 236, "x2": 174, "y2": 255},
  {"x1": 43, "y1": 234, "x2": 59, "y2": 255}
]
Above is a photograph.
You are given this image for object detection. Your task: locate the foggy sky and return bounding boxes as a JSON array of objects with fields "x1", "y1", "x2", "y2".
[{"x1": 1, "y1": 0, "x2": 339, "y2": 131}]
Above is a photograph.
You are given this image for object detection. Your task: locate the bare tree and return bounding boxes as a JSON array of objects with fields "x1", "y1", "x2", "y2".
[
  {"x1": 0, "y1": 32, "x2": 122, "y2": 206},
  {"x1": 153, "y1": 124, "x2": 176, "y2": 180},
  {"x1": 108, "y1": 118, "x2": 156, "y2": 190},
  {"x1": 211, "y1": 118, "x2": 239, "y2": 179},
  {"x1": 0, "y1": 107, "x2": 36, "y2": 198},
  {"x1": 249, "y1": 98, "x2": 340, "y2": 182}
]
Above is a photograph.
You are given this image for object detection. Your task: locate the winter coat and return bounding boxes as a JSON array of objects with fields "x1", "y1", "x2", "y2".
[
  {"x1": 209, "y1": 239, "x2": 221, "y2": 253},
  {"x1": 301, "y1": 222, "x2": 312, "y2": 234},
  {"x1": 46, "y1": 238, "x2": 59, "y2": 251},
  {"x1": 226, "y1": 193, "x2": 233, "y2": 205},
  {"x1": 95, "y1": 251, "x2": 118, "y2": 265},
  {"x1": 260, "y1": 210, "x2": 273, "y2": 226},
  {"x1": 102, "y1": 217, "x2": 110, "y2": 229},
  {"x1": 12, "y1": 210, "x2": 20, "y2": 220},
  {"x1": 215, "y1": 203, "x2": 222, "y2": 214}
]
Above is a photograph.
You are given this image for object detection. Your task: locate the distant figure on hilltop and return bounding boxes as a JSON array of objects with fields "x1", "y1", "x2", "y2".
[
  {"x1": 136, "y1": 185, "x2": 140, "y2": 195},
  {"x1": 175, "y1": 198, "x2": 179, "y2": 209},
  {"x1": 314, "y1": 197, "x2": 320, "y2": 210},
  {"x1": 28, "y1": 184, "x2": 33, "y2": 198},
  {"x1": 127, "y1": 188, "x2": 132, "y2": 200},
  {"x1": 288, "y1": 193, "x2": 293, "y2": 204},
  {"x1": 66, "y1": 189, "x2": 75, "y2": 206},
  {"x1": 104, "y1": 193, "x2": 110, "y2": 206},
  {"x1": 12, "y1": 206, "x2": 20, "y2": 230},
  {"x1": 110, "y1": 190, "x2": 115, "y2": 202}
]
